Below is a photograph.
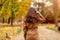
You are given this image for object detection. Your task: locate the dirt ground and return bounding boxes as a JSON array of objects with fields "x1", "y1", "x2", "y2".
[{"x1": 11, "y1": 24, "x2": 60, "y2": 40}]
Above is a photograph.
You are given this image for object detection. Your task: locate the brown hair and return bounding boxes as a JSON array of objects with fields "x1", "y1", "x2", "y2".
[{"x1": 25, "y1": 7, "x2": 40, "y2": 24}]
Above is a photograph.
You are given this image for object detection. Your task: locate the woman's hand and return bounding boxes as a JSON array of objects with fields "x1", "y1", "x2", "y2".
[{"x1": 38, "y1": 13, "x2": 46, "y2": 22}]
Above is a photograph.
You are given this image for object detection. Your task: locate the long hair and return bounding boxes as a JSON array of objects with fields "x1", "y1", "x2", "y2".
[{"x1": 25, "y1": 7, "x2": 40, "y2": 24}]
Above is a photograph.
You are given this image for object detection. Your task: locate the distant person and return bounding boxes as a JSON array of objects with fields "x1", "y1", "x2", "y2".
[{"x1": 23, "y1": 2, "x2": 45, "y2": 40}]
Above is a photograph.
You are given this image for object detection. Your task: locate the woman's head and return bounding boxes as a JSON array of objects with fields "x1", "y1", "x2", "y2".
[{"x1": 25, "y1": 5, "x2": 45, "y2": 23}]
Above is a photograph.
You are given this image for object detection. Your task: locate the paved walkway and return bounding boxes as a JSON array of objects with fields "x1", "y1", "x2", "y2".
[{"x1": 11, "y1": 27, "x2": 60, "y2": 40}]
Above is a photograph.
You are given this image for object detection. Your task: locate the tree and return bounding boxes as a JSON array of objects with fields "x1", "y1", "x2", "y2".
[
  {"x1": 0, "y1": 0, "x2": 10, "y2": 23},
  {"x1": 0, "y1": 0, "x2": 32, "y2": 26},
  {"x1": 53, "y1": 0, "x2": 59, "y2": 27},
  {"x1": 0, "y1": 0, "x2": 7, "y2": 10}
]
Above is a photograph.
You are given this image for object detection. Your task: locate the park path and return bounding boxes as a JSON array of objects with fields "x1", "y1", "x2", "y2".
[
  {"x1": 38, "y1": 27, "x2": 60, "y2": 40},
  {"x1": 11, "y1": 27, "x2": 60, "y2": 40}
]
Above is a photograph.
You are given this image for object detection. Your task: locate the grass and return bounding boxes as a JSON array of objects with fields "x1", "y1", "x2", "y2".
[
  {"x1": 46, "y1": 27, "x2": 58, "y2": 32},
  {"x1": 0, "y1": 27, "x2": 22, "y2": 40},
  {"x1": 46, "y1": 27, "x2": 60, "y2": 34},
  {"x1": 39, "y1": 24, "x2": 58, "y2": 32}
]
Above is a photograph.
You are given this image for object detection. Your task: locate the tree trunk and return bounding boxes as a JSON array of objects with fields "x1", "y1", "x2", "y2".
[
  {"x1": 2, "y1": 17, "x2": 4, "y2": 24},
  {"x1": 8, "y1": 17, "x2": 11, "y2": 24},
  {"x1": 11, "y1": 13, "x2": 15, "y2": 26},
  {"x1": 53, "y1": 0, "x2": 58, "y2": 27},
  {"x1": 11, "y1": 17, "x2": 14, "y2": 26},
  {"x1": 10, "y1": 10, "x2": 15, "y2": 26}
]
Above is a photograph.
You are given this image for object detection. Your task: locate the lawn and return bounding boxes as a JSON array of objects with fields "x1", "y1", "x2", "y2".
[{"x1": 0, "y1": 27, "x2": 22, "y2": 40}]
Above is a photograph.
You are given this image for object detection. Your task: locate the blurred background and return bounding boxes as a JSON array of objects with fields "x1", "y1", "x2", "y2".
[
  {"x1": 0, "y1": 0, "x2": 60, "y2": 26},
  {"x1": 0, "y1": 0, "x2": 60, "y2": 40}
]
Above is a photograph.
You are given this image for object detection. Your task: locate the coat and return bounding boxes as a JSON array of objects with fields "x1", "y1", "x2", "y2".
[{"x1": 23, "y1": 7, "x2": 45, "y2": 40}]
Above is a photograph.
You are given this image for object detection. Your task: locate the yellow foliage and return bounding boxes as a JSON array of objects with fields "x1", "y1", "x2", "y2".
[{"x1": 0, "y1": 0, "x2": 32, "y2": 19}]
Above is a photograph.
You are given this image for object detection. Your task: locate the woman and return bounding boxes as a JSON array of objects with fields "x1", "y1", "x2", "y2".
[{"x1": 23, "y1": 3, "x2": 45, "y2": 40}]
